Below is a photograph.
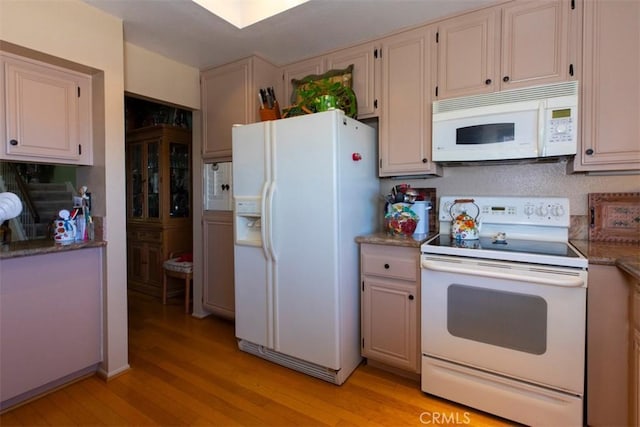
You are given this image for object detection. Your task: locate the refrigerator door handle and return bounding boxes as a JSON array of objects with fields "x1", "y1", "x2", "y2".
[
  {"x1": 261, "y1": 181, "x2": 271, "y2": 260},
  {"x1": 267, "y1": 182, "x2": 277, "y2": 262}
]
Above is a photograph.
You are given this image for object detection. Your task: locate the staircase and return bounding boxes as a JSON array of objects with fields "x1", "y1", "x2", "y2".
[{"x1": 28, "y1": 182, "x2": 74, "y2": 238}]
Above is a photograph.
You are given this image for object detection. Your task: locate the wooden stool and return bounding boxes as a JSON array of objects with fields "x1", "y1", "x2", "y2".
[{"x1": 162, "y1": 252, "x2": 193, "y2": 313}]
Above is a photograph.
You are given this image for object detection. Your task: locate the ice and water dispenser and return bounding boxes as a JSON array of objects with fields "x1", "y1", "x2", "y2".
[{"x1": 234, "y1": 197, "x2": 262, "y2": 246}]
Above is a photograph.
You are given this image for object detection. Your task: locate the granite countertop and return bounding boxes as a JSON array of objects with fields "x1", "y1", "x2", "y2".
[
  {"x1": 356, "y1": 234, "x2": 640, "y2": 281},
  {"x1": 571, "y1": 239, "x2": 640, "y2": 281},
  {"x1": 355, "y1": 232, "x2": 436, "y2": 248},
  {"x1": 0, "y1": 239, "x2": 107, "y2": 260}
]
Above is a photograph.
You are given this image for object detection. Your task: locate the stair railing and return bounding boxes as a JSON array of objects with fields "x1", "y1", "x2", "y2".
[{"x1": 0, "y1": 162, "x2": 40, "y2": 239}]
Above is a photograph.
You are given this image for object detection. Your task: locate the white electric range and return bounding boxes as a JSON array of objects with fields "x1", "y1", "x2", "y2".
[{"x1": 420, "y1": 196, "x2": 587, "y2": 426}]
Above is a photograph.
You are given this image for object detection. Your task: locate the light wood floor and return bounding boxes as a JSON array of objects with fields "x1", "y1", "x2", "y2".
[{"x1": 0, "y1": 291, "x2": 515, "y2": 426}]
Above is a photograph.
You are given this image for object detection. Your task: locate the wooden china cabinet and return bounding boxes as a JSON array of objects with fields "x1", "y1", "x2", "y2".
[{"x1": 126, "y1": 125, "x2": 193, "y2": 298}]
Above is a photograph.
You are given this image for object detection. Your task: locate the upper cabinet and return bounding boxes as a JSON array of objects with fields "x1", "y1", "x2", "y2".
[
  {"x1": 325, "y1": 42, "x2": 379, "y2": 119},
  {"x1": 436, "y1": 0, "x2": 575, "y2": 100},
  {"x1": 0, "y1": 52, "x2": 92, "y2": 165},
  {"x1": 435, "y1": 7, "x2": 501, "y2": 99},
  {"x1": 571, "y1": 0, "x2": 640, "y2": 172},
  {"x1": 501, "y1": 0, "x2": 573, "y2": 89},
  {"x1": 201, "y1": 56, "x2": 279, "y2": 160},
  {"x1": 281, "y1": 56, "x2": 324, "y2": 109},
  {"x1": 281, "y1": 41, "x2": 379, "y2": 119},
  {"x1": 378, "y1": 25, "x2": 442, "y2": 177}
]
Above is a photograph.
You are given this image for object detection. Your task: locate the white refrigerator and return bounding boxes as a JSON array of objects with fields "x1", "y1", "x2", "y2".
[{"x1": 232, "y1": 110, "x2": 379, "y2": 385}]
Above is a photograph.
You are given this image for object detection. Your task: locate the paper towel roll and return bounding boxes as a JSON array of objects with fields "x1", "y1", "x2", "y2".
[{"x1": 412, "y1": 200, "x2": 431, "y2": 236}]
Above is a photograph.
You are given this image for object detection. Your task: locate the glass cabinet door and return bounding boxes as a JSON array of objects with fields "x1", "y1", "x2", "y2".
[
  {"x1": 129, "y1": 143, "x2": 144, "y2": 218},
  {"x1": 169, "y1": 142, "x2": 190, "y2": 218},
  {"x1": 147, "y1": 141, "x2": 160, "y2": 218}
]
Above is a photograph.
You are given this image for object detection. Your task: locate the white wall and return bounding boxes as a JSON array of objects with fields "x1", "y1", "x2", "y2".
[
  {"x1": 124, "y1": 42, "x2": 200, "y2": 110},
  {"x1": 0, "y1": 0, "x2": 129, "y2": 377}
]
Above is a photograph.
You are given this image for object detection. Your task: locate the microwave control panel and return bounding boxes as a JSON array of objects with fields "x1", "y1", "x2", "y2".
[
  {"x1": 543, "y1": 92, "x2": 578, "y2": 156},
  {"x1": 546, "y1": 107, "x2": 576, "y2": 143}
]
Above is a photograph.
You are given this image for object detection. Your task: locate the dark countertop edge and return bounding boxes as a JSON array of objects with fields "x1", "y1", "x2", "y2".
[
  {"x1": 616, "y1": 256, "x2": 640, "y2": 282},
  {"x1": 0, "y1": 240, "x2": 107, "y2": 260},
  {"x1": 356, "y1": 232, "x2": 436, "y2": 248},
  {"x1": 570, "y1": 239, "x2": 640, "y2": 282}
]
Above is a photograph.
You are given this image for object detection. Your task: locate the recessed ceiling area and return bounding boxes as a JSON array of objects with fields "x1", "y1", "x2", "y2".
[
  {"x1": 191, "y1": 0, "x2": 310, "y2": 28},
  {"x1": 83, "y1": 0, "x2": 497, "y2": 70}
]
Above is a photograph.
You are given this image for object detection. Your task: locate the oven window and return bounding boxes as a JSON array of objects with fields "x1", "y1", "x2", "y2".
[
  {"x1": 447, "y1": 284, "x2": 547, "y2": 355},
  {"x1": 456, "y1": 123, "x2": 515, "y2": 145}
]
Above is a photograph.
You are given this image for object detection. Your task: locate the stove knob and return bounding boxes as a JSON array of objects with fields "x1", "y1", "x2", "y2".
[
  {"x1": 524, "y1": 205, "x2": 534, "y2": 216},
  {"x1": 551, "y1": 205, "x2": 565, "y2": 217},
  {"x1": 536, "y1": 205, "x2": 549, "y2": 217},
  {"x1": 442, "y1": 201, "x2": 453, "y2": 219}
]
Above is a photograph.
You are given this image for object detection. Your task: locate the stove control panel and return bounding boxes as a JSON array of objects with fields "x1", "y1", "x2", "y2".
[{"x1": 439, "y1": 196, "x2": 570, "y2": 227}]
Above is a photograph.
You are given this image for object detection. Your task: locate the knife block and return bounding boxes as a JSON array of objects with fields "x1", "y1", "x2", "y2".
[{"x1": 259, "y1": 101, "x2": 281, "y2": 121}]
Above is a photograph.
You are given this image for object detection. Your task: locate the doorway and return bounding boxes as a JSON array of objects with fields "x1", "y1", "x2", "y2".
[{"x1": 124, "y1": 95, "x2": 194, "y2": 309}]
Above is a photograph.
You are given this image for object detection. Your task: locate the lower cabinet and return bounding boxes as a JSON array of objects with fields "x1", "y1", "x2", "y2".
[
  {"x1": 631, "y1": 282, "x2": 640, "y2": 427},
  {"x1": 360, "y1": 243, "x2": 420, "y2": 374},
  {"x1": 587, "y1": 264, "x2": 630, "y2": 426},
  {"x1": 127, "y1": 224, "x2": 191, "y2": 298},
  {"x1": 202, "y1": 211, "x2": 235, "y2": 318},
  {"x1": 0, "y1": 248, "x2": 102, "y2": 410}
]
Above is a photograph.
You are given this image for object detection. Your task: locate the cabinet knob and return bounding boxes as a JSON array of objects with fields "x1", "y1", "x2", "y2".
[
  {"x1": 585, "y1": 148, "x2": 594, "y2": 155},
  {"x1": 503, "y1": 76, "x2": 510, "y2": 83},
  {"x1": 384, "y1": 263, "x2": 390, "y2": 269},
  {"x1": 485, "y1": 79, "x2": 492, "y2": 85},
  {"x1": 422, "y1": 158, "x2": 428, "y2": 163},
  {"x1": 408, "y1": 295, "x2": 414, "y2": 300},
  {"x1": 9, "y1": 139, "x2": 18, "y2": 146}
]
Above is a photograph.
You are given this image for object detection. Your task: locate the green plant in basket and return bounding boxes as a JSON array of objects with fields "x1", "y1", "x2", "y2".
[{"x1": 295, "y1": 77, "x2": 358, "y2": 118}]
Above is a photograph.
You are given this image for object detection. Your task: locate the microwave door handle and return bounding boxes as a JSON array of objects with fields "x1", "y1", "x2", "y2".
[{"x1": 421, "y1": 260, "x2": 585, "y2": 288}]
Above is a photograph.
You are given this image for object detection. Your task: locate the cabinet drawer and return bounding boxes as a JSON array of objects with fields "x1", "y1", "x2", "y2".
[
  {"x1": 361, "y1": 244, "x2": 418, "y2": 281},
  {"x1": 138, "y1": 230, "x2": 162, "y2": 242},
  {"x1": 128, "y1": 229, "x2": 162, "y2": 243}
]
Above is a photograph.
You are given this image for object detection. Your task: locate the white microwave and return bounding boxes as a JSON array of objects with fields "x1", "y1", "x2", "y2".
[{"x1": 432, "y1": 81, "x2": 578, "y2": 163}]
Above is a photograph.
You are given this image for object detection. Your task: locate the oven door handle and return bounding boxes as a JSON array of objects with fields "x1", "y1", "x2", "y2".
[{"x1": 422, "y1": 261, "x2": 585, "y2": 288}]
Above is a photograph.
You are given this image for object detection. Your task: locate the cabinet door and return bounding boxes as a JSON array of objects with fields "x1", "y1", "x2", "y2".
[
  {"x1": 362, "y1": 277, "x2": 417, "y2": 372},
  {"x1": 436, "y1": 7, "x2": 500, "y2": 99},
  {"x1": 127, "y1": 240, "x2": 146, "y2": 286},
  {"x1": 325, "y1": 42, "x2": 379, "y2": 118},
  {"x1": 201, "y1": 59, "x2": 251, "y2": 159},
  {"x1": 587, "y1": 264, "x2": 630, "y2": 426},
  {"x1": 1, "y1": 53, "x2": 92, "y2": 164},
  {"x1": 146, "y1": 243, "x2": 164, "y2": 287},
  {"x1": 146, "y1": 140, "x2": 161, "y2": 220},
  {"x1": 379, "y1": 25, "x2": 441, "y2": 176},
  {"x1": 168, "y1": 141, "x2": 190, "y2": 218},
  {"x1": 573, "y1": 0, "x2": 640, "y2": 171},
  {"x1": 501, "y1": 0, "x2": 571, "y2": 90},
  {"x1": 127, "y1": 142, "x2": 145, "y2": 219},
  {"x1": 281, "y1": 56, "x2": 324, "y2": 108},
  {"x1": 634, "y1": 328, "x2": 640, "y2": 427},
  {"x1": 202, "y1": 212, "x2": 235, "y2": 318}
]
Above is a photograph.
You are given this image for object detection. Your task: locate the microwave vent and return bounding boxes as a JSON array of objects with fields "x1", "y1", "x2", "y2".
[{"x1": 433, "y1": 81, "x2": 578, "y2": 114}]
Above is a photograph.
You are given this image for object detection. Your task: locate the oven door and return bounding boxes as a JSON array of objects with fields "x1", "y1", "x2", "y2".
[{"x1": 421, "y1": 254, "x2": 587, "y2": 394}]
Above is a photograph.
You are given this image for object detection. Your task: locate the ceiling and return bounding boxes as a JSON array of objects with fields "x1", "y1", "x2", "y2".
[{"x1": 83, "y1": 0, "x2": 497, "y2": 70}]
